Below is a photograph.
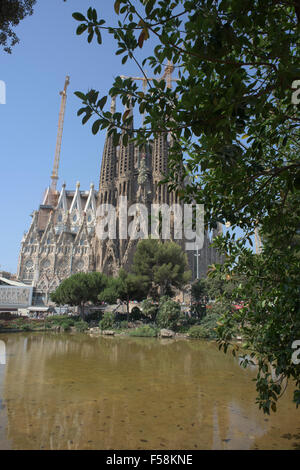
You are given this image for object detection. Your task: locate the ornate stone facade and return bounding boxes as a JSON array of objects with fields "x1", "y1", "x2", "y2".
[
  {"x1": 0, "y1": 277, "x2": 33, "y2": 311},
  {"x1": 17, "y1": 183, "x2": 97, "y2": 301}
]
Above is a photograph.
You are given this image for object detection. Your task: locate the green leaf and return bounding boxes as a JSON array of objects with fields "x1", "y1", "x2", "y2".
[
  {"x1": 87, "y1": 7, "x2": 93, "y2": 21},
  {"x1": 92, "y1": 119, "x2": 101, "y2": 135},
  {"x1": 72, "y1": 12, "x2": 86, "y2": 22},
  {"x1": 92, "y1": 8, "x2": 97, "y2": 21},
  {"x1": 96, "y1": 29, "x2": 102, "y2": 44},
  {"x1": 98, "y1": 95, "x2": 107, "y2": 110},
  {"x1": 77, "y1": 107, "x2": 86, "y2": 116},
  {"x1": 122, "y1": 133, "x2": 128, "y2": 146},
  {"x1": 82, "y1": 112, "x2": 92, "y2": 125},
  {"x1": 145, "y1": 0, "x2": 156, "y2": 16},
  {"x1": 74, "y1": 91, "x2": 87, "y2": 101},
  {"x1": 113, "y1": 131, "x2": 120, "y2": 146},
  {"x1": 293, "y1": 171, "x2": 300, "y2": 190},
  {"x1": 87, "y1": 31, "x2": 94, "y2": 43},
  {"x1": 76, "y1": 24, "x2": 88, "y2": 35}
]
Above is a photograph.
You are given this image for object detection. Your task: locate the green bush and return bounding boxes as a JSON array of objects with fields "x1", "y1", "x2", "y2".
[
  {"x1": 48, "y1": 315, "x2": 80, "y2": 326},
  {"x1": 188, "y1": 313, "x2": 220, "y2": 339},
  {"x1": 111, "y1": 320, "x2": 128, "y2": 330},
  {"x1": 141, "y1": 299, "x2": 159, "y2": 321},
  {"x1": 128, "y1": 325, "x2": 158, "y2": 337},
  {"x1": 60, "y1": 321, "x2": 71, "y2": 332},
  {"x1": 156, "y1": 297, "x2": 181, "y2": 330},
  {"x1": 99, "y1": 312, "x2": 114, "y2": 330},
  {"x1": 75, "y1": 320, "x2": 89, "y2": 332}
]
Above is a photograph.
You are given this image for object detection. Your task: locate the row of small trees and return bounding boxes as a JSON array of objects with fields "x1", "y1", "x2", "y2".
[{"x1": 50, "y1": 239, "x2": 191, "y2": 318}]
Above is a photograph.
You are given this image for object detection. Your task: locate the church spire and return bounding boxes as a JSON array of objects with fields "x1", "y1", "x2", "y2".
[
  {"x1": 118, "y1": 98, "x2": 135, "y2": 177},
  {"x1": 99, "y1": 96, "x2": 117, "y2": 204}
]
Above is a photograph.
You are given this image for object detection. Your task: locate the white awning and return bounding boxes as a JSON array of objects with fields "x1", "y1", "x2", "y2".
[
  {"x1": 0, "y1": 277, "x2": 29, "y2": 287},
  {"x1": 27, "y1": 307, "x2": 50, "y2": 312}
]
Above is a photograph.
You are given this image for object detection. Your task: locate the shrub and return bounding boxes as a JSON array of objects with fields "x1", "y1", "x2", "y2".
[
  {"x1": 111, "y1": 320, "x2": 128, "y2": 330},
  {"x1": 75, "y1": 320, "x2": 89, "y2": 332},
  {"x1": 47, "y1": 315, "x2": 80, "y2": 326},
  {"x1": 128, "y1": 325, "x2": 158, "y2": 337},
  {"x1": 188, "y1": 313, "x2": 220, "y2": 339},
  {"x1": 141, "y1": 299, "x2": 159, "y2": 321},
  {"x1": 190, "y1": 302, "x2": 207, "y2": 319},
  {"x1": 99, "y1": 312, "x2": 114, "y2": 330},
  {"x1": 156, "y1": 297, "x2": 181, "y2": 330},
  {"x1": 60, "y1": 321, "x2": 71, "y2": 332}
]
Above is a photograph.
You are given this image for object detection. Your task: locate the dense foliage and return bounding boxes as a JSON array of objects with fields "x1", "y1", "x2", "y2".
[
  {"x1": 50, "y1": 272, "x2": 108, "y2": 318},
  {"x1": 128, "y1": 324, "x2": 158, "y2": 337},
  {"x1": 99, "y1": 311, "x2": 114, "y2": 330},
  {"x1": 188, "y1": 313, "x2": 219, "y2": 339},
  {"x1": 141, "y1": 298, "x2": 159, "y2": 321},
  {"x1": 156, "y1": 296, "x2": 181, "y2": 330},
  {"x1": 98, "y1": 267, "x2": 149, "y2": 318},
  {"x1": 132, "y1": 239, "x2": 191, "y2": 297},
  {"x1": 0, "y1": 0, "x2": 36, "y2": 53},
  {"x1": 72, "y1": 0, "x2": 300, "y2": 412}
]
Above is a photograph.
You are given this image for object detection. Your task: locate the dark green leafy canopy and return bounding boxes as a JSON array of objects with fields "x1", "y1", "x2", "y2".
[
  {"x1": 132, "y1": 239, "x2": 191, "y2": 297},
  {"x1": 50, "y1": 272, "x2": 108, "y2": 309},
  {"x1": 99, "y1": 268, "x2": 149, "y2": 304},
  {"x1": 0, "y1": 1, "x2": 36, "y2": 53},
  {"x1": 0, "y1": 1, "x2": 69, "y2": 53}
]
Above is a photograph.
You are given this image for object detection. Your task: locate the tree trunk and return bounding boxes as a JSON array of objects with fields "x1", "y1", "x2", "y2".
[
  {"x1": 126, "y1": 296, "x2": 129, "y2": 322},
  {"x1": 80, "y1": 303, "x2": 85, "y2": 320}
]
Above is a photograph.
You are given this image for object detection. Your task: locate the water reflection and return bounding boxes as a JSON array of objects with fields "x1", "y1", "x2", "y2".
[{"x1": 0, "y1": 333, "x2": 299, "y2": 450}]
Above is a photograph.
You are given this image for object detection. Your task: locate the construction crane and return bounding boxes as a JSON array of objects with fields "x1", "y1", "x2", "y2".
[
  {"x1": 255, "y1": 225, "x2": 262, "y2": 254},
  {"x1": 120, "y1": 60, "x2": 177, "y2": 91},
  {"x1": 120, "y1": 61, "x2": 177, "y2": 124},
  {"x1": 160, "y1": 60, "x2": 175, "y2": 89},
  {"x1": 50, "y1": 75, "x2": 70, "y2": 194}
]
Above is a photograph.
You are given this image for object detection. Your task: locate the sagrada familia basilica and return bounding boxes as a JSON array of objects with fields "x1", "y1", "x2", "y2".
[{"x1": 16, "y1": 74, "x2": 223, "y2": 303}]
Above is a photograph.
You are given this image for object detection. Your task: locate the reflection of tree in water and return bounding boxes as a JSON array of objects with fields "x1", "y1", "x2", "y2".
[{"x1": 0, "y1": 333, "x2": 299, "y2": 450}]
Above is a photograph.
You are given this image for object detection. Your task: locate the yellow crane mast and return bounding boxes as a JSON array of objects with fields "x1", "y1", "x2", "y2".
[{"x1": 50, "y1": 75, "x2": 70, "y2": 194}]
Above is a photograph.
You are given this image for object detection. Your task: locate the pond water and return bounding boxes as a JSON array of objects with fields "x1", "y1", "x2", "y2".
[{"x1": 0, "y1": 332, "x2": 299, "y2": 450}]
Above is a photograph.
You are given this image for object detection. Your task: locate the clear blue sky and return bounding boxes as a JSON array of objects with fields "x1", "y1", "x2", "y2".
[{"x1": 0, "y1": 0, "x2": 154, "y2": 273}]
